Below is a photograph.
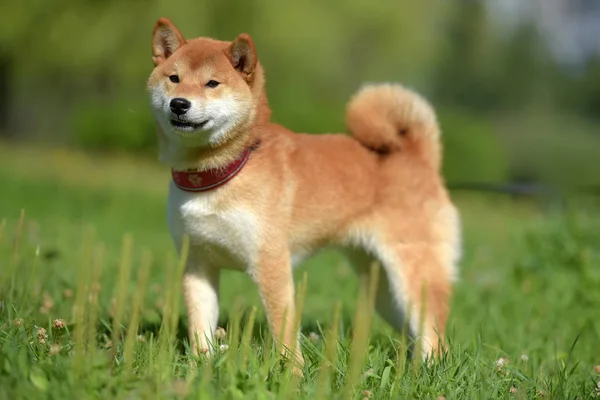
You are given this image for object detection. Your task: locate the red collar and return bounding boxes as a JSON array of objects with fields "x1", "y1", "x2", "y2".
[{"x1": 171, "y1": 149, "x2": 251, "y2": 192}]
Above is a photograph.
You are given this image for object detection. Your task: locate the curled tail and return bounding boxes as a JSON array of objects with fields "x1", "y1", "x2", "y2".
[{"x1": 346, "y1": 83, "x2": 441, "y2": 170}]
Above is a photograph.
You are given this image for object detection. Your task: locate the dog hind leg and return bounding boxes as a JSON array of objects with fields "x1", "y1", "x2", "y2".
[
  {"x1": 377, "y1": 242, "x2": 452, "y2": 359},
  {"x1": 349, "y1": 240, "x2": 452, "y2": 360}
]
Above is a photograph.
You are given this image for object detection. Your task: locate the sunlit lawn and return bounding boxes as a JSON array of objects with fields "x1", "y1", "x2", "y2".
[{"x1": 1, "y1": 142, "x2": 599, "y2": 399}]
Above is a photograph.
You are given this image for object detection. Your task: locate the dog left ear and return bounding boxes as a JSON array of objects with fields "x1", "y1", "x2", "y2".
[
  {"x1": 152, "y1": 18, "x2": 186, "y2": 66},
  {"x1": 226, "y1": 34, "x2": 257, "y2": 82}
]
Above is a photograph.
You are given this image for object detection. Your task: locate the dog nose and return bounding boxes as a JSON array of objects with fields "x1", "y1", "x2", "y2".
[{"x1": 170, "y1": 98, "x2": 191, "y2": 115}]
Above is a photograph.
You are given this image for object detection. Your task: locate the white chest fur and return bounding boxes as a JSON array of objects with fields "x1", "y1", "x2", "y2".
[{"x1": 167, "y1": 182, "x2": 260, "y2": 271}]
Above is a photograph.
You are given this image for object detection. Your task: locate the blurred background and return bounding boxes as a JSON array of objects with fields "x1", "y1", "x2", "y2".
[
  {"x1": 0, "y1": 0, "x2": 599, "y2": 189},
  {"x1": 1, "y1": 3, "x2": 600, "y2": 387}
]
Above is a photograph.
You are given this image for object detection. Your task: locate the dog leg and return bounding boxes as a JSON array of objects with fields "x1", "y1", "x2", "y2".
[
  {"x1": 252, "y1": 251, "x2": 304, "y2": 374},
  {"x1": 349, "y1": 252, "x2": 408, "y2": 334},
  {"x1": 183, "y1": 264, "x2": 220, "y2": 357},
  {"x1": 375, "y1": 243, "x2": 452, "y2": 360}
]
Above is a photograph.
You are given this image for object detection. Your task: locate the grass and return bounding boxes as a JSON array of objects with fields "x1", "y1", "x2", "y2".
[{"x1": 1, "y1": 141, "x2": 600, "y2": 399}]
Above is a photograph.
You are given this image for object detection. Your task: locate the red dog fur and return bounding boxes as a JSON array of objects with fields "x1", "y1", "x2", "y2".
[{"x1": 147, "y1": 18, "x2": 461, "y2": 370}]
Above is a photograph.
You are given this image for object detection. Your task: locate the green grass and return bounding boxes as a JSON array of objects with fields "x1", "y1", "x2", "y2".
[{"x1": 1, "y1": 142, "x2": 600, "y2": 399}]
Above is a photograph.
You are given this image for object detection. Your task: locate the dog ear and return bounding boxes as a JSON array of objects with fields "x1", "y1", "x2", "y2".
[
  {"x1": 226, "y1": 34, "x2": 257, "y2": 82},
  {"x1": 152, "y1": 18, "x2": 186, "y2": 66}
]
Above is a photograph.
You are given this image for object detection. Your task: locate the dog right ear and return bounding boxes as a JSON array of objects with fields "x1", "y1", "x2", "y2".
[
  {"x1": 152, "y1": 18, "x2": 186, "y2": 66},
  {"x1": 226, "y1": 34, "x2": 258, "y2": 82}
]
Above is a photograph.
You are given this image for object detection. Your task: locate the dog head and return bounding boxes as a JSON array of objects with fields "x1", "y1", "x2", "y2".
[{"x1": 148, "y1": 18, "x2": 265, "y2": 153}]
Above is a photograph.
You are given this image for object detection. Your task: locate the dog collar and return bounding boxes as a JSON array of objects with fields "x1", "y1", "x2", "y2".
[{"x1": 171, "y1": 148, "x2": 251, "y2": 192}]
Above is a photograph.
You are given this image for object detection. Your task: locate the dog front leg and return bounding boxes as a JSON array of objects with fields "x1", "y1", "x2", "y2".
[
  {"x1": 183, "y1": 265, "x2": 220, "y2": 357},
  {"x1": 252, "y1": 251, "x2": 304, "y2": 373}
]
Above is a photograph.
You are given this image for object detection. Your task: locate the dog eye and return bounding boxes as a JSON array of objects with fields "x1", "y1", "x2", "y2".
[
  {"x1": 169, "y1": 75, "x2": 180, "y2": 83},
  {"x1": 206, "y1": 80, "x2": 220, "y2": 88}
]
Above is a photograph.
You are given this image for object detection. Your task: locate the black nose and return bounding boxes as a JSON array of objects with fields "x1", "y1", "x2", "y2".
[{"x1": 170, "y1": 98, "x2": 191, "y2": 115}]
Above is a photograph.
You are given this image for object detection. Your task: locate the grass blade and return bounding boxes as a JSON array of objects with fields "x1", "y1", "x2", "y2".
[{"x1": 122, "y1": 249, "x2": 152, "y2": 372}]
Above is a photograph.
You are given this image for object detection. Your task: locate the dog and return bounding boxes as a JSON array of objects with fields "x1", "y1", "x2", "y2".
[{"x1": 147, "y1": 18, "x2": 461, "y2": 370}]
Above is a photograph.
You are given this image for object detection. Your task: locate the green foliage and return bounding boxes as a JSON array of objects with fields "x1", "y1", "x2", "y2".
[
  {"x1": 0, "y1": 0, "x2": 452, "y2": 144},
  {"x1": 432, "y1": 1, "x2": 504, "y2": 113},
  {"x1": 501, "y1": 112, "x2": 600, "y2": 187},
  {"x1": 440, "y1": 108, "x2": 510, "y2": 183},
  {"x1": 0, "y1": 1, "x2": 598, "y2": 184},
  {"x1": 561, "y1": 56, "x2": 600, "y2": 122},
  {"x1": 71, "y1": 99, "x2": 156, "y2": 152}
]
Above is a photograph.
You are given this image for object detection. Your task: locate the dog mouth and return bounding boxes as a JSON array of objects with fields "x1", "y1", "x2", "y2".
[{"x1": 170, "y1": 119, "x2": 209, "y2": 131}]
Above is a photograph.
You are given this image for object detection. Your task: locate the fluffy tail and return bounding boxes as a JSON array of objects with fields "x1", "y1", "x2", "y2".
[{"x1": 346, "y1": 83, "x2": 441, "y2": 169}]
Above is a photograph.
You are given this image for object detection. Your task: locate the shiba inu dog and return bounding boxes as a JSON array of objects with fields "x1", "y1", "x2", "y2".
[{"x1": 147, "y1": 17, "x2": 461, "y2": 370}]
